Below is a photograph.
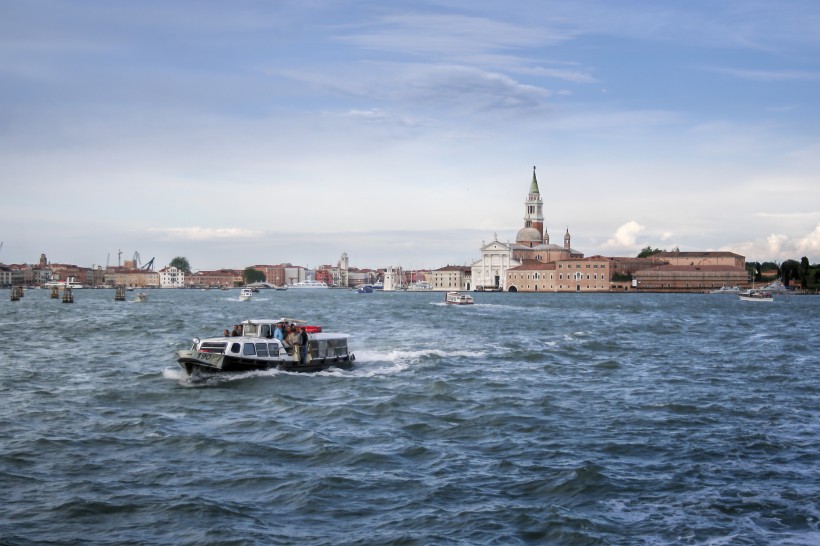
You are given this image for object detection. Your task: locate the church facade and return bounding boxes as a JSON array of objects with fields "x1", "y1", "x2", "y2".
[{"x1": 471, "y1": 167, "x2": 581, "y2": 291}]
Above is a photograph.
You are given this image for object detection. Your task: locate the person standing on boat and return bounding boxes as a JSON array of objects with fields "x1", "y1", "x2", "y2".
[
  {"x1": 273, "y1": 322, "x2": 284, "y2": 341},
  {"x1": 286, "y1": 326, "x2": 300, "y2": 362},
  {"x1": 299, "y1": 327, "x2": 309, "y2": 364}
]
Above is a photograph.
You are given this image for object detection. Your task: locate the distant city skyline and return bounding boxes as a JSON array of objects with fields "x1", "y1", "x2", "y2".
[{"x1": 1, "y1": 1, "x2": 819, "y2": 269}]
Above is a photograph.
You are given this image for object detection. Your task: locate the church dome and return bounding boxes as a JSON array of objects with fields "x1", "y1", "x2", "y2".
[{"x1": 516, "y1": 227, "x2": 542, "y2": 244}]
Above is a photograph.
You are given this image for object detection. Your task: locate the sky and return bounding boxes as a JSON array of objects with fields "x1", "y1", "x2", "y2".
[{"x1": 1, "y1": 0, "x2": 819, "y2": 271}]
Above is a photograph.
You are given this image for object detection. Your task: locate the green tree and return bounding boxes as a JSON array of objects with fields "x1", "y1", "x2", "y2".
[
  {"x1": 243, "y1": 267, "x2": 265, "y2": 284},
  {"x1": 799, "y1": 256, "x2": 810, "y2": 288},
  {"x1": 780, "y1": 259, "x2": 800, "y2": 286},
  {"x1": 169, "y1": 256, "x2": 191, "y2": 273},
  {"x1": 637, "y1": 245, "x2": 664, "y2": 258}
]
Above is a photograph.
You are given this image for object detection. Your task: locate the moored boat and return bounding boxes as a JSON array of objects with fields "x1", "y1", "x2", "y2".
[
  {"x1": 175, "y1": 318, "x2": 355, "y2": 376},
  {"x1": 289, "y1": 280, "x2": 329, "y2": 289},
  {"x1": 710, "y1": 285, "x2": 741, "y2": 294},
  {"x1": 444, "y1": 291, "x2": 474, "y2": 305}
]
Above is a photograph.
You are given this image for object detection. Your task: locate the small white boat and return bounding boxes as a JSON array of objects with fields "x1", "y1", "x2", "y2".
[
  {"x1": 444, "y1": 291, "x2": 474, "y2": 305},
  {"x1": 739, "y1": 290, "x2": 773, "y2": 302},
  {"x1": 134, "y1": 292, "x2": 149, "y2": 303},
  {"x1": 239, "y1": 288, "x2": 253, "y2": 301}
]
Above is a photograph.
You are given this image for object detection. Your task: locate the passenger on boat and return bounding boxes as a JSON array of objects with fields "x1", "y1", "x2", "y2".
[
  {"x1": 285, "y1": 326, "x2": 299, "y2": 359},
  {"x1": 273, "y1": 322, "x2": 284, "y2": 341},
  {"x1": 222, "y1": 329, "x2": 230, "y2": 337},
  {"x1": 231, "y1": 324, "x2": 241, "y2": 337},
  {"x1": 299, "y1": 327, "x2": 309, "y2": 364}
]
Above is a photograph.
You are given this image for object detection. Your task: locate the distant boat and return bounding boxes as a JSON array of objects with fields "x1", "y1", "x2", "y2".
[
  {"x1": 239, "y1": 288, "x2": 253, "y2": 301},
  {"x1": 407, "y1": 281, "x2": 433, "y2": 291},
  {"x1": 134, "y1": 292, "x2": 149, "y2": 303},
  {"x1": 444, "y1": 291, "x2": 474, "y2": 305},
  {"x1": 710, "y1": 285, "x2": 741, "y2": 294},
  {"x1": 43, "y1": 279, "x2": 85, "y2": 289},
  {"x1": 357, "y1": 285, "x2": 374, "y2": 294},
  {"x1": 290, "y1": 280, "x2": 329, "y2": 289}
]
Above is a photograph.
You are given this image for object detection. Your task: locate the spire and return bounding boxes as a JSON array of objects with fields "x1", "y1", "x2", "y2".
[
  {"x1": 529, "y1": 165, "x2": 539, "y2": 195},
  {"x1": 564, "y1": 227, "x2": 571, "y2": 249}
]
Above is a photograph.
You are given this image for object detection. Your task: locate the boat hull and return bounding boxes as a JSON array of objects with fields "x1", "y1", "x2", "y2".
[{"x1": 176, "y1": 349, "x2": 355, "y2": 376}]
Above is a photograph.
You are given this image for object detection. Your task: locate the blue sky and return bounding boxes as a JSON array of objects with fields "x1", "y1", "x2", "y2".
[{"x1": 1, "y1": 0, "x2": 819, "y2": 271}]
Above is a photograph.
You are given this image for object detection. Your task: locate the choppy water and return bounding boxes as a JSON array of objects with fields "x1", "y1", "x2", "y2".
[{"x1": 1, "y1": 288, "x2": 818, "y2": 545}]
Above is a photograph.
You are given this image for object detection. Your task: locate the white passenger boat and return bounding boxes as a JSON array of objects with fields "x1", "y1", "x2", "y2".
[
  {"x1": 175, "y1": 318, "x2": 355, "y2": 376},
  {"x1": 739, "y1": 290, "x2": 774, "y2": 302},
  {"x1": 406, "y1": 281, "x2": 433, "y2": 291},
  {"x1": 43, "y1": 278, "x2": 85, "y2": 289},
  {"x1": 239, "y1": 288, "x2": 253, "y2": 301},
  {"x1": 289, "y1": 280, "x2": 329, "y2": 289},
  {"x1": 444, "y1": 291, "x2": 474, "y2": 305},
  {"x1": 134, "y1": 292, "x2": 149, "y2": 303},
  {"x1": 710, "y1": 285, "x2": 741, "y2": 294}
]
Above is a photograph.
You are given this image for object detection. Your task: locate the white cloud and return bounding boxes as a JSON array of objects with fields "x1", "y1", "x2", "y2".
[
  {"x1": 604, "y1": 221, "x2": 645, "y2": 250},
  {"x1": 723, "y1": 222, "x2": 820, "y2": 263},
  {"x1": 151, "y1": 227, "x2": 263, "y2": 241}
]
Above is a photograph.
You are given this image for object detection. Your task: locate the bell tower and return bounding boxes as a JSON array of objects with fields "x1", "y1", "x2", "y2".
[{"x1": 523, "y1": 166, "x2": 544, "y2": 239}]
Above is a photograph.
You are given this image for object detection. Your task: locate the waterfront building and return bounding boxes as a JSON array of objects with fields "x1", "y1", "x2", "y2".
[
  {"x1": 338, "y1": 253, "x2": 349, "y2": 288},
  {"x1": 105, "y1": 268, "x2": 160, "y2": 288},
  {"x1": 159, "y1": 266, "x2": 185, "y2": 288},
  {"x1": 633, "y1": 264, "x2": 750, "y2": 292},
  {"x1": 429, "y1": 265, "x2": 472, "y2": 291},
  {"x1": 471, "y1": 235, "x2": 519, "y2": 291},
  {"x1": 653, "y1": 251, "x2": 746, "y2": 269},
  {"x1": 472, "y1": 167, "x2": 579, "y2": 291},
  {"x1": 187, "y1": 269, "x2": 240, "y2": 288},
  {"x1": 506, "y1": 256, "x2": 611, "y2": 292}
]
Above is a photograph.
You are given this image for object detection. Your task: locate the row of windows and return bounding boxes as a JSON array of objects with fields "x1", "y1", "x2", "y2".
[
  {"x1": 558, "y1": 263, "x2": 606, "y2": 269},
  {"x1": 237, "y1": 342, "x2": 281, "y2": 357},
  {"x1": 516, "y1": 284, "x2": 610, "y2": 291},
  {"x1": 510, "y1": 273, "x2": 607, "y2": 281}
]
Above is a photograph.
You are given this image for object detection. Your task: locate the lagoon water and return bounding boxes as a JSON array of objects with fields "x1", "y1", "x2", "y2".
[{"x1": 1, "y1": 288, "x2": 818, "y2": 545}]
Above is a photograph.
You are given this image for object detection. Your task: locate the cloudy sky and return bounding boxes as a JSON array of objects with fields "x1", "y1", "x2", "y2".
[{"x1": 2, "y1": 0, "x2": 819, "y2": 271}]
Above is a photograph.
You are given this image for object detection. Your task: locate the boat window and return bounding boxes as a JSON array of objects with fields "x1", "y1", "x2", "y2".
[
  {"x1": 268, "y1": 343, "x2": 280, "y2": 356},
  {"x1": 260, "y1": 325, "x2": 271, "y2": 338},
  {"x1": 243, "y1": 324, "x2": 258, "y2": 336},
  {"x1": 230, "y1": 343, "x2": 241, "y2": 353},
  {"x1": 255, "y1": 343, "x2": 269, "y2": 357},
  {"x1": 243, "y1": 343, "x2": 256, "y2": 356}
]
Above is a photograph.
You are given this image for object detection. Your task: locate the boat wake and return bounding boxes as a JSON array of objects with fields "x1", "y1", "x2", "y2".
[{"x1": 163, "y1": 345, "x2": 488, "y2": 386}]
